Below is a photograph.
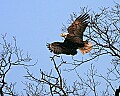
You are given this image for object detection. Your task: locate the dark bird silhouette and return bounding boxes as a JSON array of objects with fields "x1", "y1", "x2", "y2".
[{"x1": 47, "y1": 13, "x2": 92, "y2": 55}]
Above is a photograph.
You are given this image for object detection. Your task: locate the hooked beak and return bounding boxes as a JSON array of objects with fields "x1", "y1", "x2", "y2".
[{"x1": 60, "y1": 33, "x2": 69, "y2": 38}]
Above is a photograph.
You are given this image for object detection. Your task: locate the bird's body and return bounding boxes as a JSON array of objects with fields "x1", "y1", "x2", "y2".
[{"x1": 47, "y1": 12, "x2": 92, "y2": 55}]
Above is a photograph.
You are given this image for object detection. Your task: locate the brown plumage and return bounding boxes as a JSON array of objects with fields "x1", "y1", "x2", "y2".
[{"x1": 47, "y1": 12, "x2": 92, "y2": 55}]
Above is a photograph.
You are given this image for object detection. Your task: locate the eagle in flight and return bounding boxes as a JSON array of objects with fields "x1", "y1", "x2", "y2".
[{"x1": 47, "y1": 13, "x2": 92, "y2": 55}]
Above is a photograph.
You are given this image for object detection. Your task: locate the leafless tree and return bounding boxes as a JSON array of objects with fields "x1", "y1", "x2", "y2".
[
  {"x1": 1, "y1": 2, "x2": 120, "y2": 96},
  {"x1": 0, "y1": 34, "x2": 32, "y2": 96},
  {"x1": 24, "y1": 3, "x2": 120, "y2": 96}
]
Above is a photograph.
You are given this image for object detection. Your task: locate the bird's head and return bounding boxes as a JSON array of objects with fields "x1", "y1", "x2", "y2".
[{"x1": 60, "y1": 33, "x2": 69, "y2": 38}]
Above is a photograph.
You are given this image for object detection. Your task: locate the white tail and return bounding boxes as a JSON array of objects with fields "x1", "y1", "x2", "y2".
[{"x1": 79, "y1": 42, "x2": 92, "y2": 54}]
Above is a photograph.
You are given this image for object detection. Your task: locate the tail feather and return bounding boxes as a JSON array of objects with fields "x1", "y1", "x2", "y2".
[{"x1": 79, "y1": 42, "x2": 92, "y2": 54}]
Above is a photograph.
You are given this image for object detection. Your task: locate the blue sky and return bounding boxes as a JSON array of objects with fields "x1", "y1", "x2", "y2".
[{"x1": 0, "y1": 0, "x2": 120, "y2": 95}]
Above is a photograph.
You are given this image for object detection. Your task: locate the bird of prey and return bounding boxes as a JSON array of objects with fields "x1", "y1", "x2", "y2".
[{"x1": 47, "y1": 13, "x2": 92, "y2": 55}]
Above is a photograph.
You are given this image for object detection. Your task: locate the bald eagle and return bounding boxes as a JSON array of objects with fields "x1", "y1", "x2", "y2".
[{"x1": 47, "y1": 13, "x2": 92, "y2": 55}]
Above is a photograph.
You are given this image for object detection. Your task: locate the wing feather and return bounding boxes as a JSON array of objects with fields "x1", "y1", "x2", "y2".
[
  {"x1": 47, "y1": 42, "x2": 77, "y2": 55},
  {"x1": 47, "y1": 42, "x2": 63, "y2": 54},
  {"x1": 67, "y1": 13, "x2": 89, "y2": 40}
]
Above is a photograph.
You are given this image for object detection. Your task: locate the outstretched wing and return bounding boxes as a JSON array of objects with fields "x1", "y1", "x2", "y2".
[
  {"x1": 47, "y1": 42, "x2": 77, "y2": 55},
  {"x1": 47, "y1": 42, "x2": 64, "y2": 54},
  {"x1": 67, "y1": 13, "x2": 89, "y2": 40}
]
